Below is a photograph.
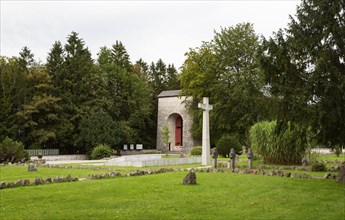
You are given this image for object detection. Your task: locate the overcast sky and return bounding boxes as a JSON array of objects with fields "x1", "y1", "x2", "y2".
[{"x1": 1, "y1": 0, "x2": 300, "y2": 68}]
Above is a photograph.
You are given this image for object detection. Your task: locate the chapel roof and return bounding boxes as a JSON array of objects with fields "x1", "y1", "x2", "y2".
[{"x1": 157, "y1": 90, "x2": 182, "y2": 98}]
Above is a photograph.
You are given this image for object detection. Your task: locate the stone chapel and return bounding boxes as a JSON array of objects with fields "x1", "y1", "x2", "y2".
[{"x1": 156, "y1": 90, "x2": 201, "y2": 153}]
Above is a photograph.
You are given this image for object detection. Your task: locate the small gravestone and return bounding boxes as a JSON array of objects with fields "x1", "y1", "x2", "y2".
[
  {"x1": 212, "y1": 148, "x2": 218, "y2": 169},
  {"x1": 230, "y1": 148, "x2": 236, "y2": 170},
  {"x1": 335, "y1": 165, "x2": 345, "y2": 183},
  {"x1": 23, "y1": 178, "x2": 30, "y2": 186},
  {"x1": 45, "y1": 177, "x2": 52, "y2": 183},
  {"x1": 0, "y1": 182, "x2": 6, "y2": 189},
  {"x1": 277, "y1": 170, "x2": 284, "y2": 177},
  {"x1": 7, "y1": 182, "x2": 15, "y2": 188},
  {"x1": 247, "y1": 148, "x2": 253, "y2": 169},
  {"x1": 34, "y1": 177, "x2": 43, "y2": 185},
  {"x1": 16, "y1": 179, "x2": 24, "y2": 186},
  {"x1": 28, "y1": 164, "x2": 37, "y2": 172},
  {"x1": 182, "y1": 169, "x2": 197, "y2": 185},
  {"x1": 65, "y1": 175, "x2": 72, "y2": 182}
]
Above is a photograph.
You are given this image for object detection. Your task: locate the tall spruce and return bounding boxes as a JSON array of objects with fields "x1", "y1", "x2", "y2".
[
  {"x1": 111, "y1": 41, "x2": 132, "y2": 72},
  {"x1": 261, "y1": 0, "x2": 345, "y2": 148},
  {"x1": 46, "y1": 32, "x2": 101, "y2": 153},
  {"x1": 97, "y1": 43, "x2": 153, "y2": 148}
]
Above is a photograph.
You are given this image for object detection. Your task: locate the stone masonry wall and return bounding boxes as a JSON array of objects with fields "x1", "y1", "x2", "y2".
[{"x1": 157, "y1": 96, "x2": 200, "y2": 153}]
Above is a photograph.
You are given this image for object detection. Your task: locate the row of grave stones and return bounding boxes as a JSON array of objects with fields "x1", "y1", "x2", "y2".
[
  {"x1": 211, "y1": 147, "x2": 342, "y2": 171},
  {"x1": 123, "y1": 144, "x2": 143, "y2": 151},
  {"x1": 0, "y1": 175, "x2": 78, "y2": 190},
  {"x1": 2, "y1": 165, "x2": 343, "y2": 189},
  {"x1": 211, "y1": 147, "x2": 254, "y2": 170}
]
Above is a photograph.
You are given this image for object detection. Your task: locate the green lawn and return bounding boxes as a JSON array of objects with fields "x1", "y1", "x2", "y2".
[
  {"x1": 0, "y1": 164, "x2": 204, "y2": 183},
  {"x1": 319, "y1": 153, "x2": 345, "y2": 161},
  {"x1": 0, "y1": 166, "x2": 106, "y2": 183},
  {"x1": 57, "y1": 163, "x2": 203, "y2": 173},
  {"x1": 0, "y1": 171, "x2": 344, "y2": 219}
]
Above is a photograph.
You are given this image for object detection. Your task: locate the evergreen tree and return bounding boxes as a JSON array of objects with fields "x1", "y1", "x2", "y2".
[
  {"x1": 0, "y1": 56, "x2": 24, "y2": 140},
  {"x1": 96, "y1": 44, "x2": 153, "y2": 148},
  {"x1": 19, "y1": 46, "x2": 35, "y2": 69},
  {"x1": 261, "y1": 0, "x2": 345, "y2": 147},
  {"x1": 111, "y1": 41, "x2": 132, "y2": 72},
  {"x1": 46, "y1": 32, "x2": 102, "y2": 153},
  {"x1": 46, "y1": 41, "x2": 65, "y2": 90},
  {"x1": 133, "y1": 58, "x2": 149, "y2": 81},
  {"x1": 166, "y1": 64, "x2": 180, "y2": 90},
  {"x1": 16, "y1": 66, "x2": 61, "y2": 149}
]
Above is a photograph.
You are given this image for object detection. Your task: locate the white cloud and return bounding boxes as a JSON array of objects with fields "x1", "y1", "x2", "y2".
[{"x1": 0, "y1": 0, "x2": 300, "y2": 68}]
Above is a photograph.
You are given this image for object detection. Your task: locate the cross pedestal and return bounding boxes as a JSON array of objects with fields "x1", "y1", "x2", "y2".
[{"x1": 198, "y1": 97, "x2": 213, "y2": 166}]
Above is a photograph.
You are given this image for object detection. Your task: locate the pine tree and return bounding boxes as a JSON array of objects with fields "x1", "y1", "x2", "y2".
[{"x1": 111, "y1": 41, "x2": 132, "y2": 72}]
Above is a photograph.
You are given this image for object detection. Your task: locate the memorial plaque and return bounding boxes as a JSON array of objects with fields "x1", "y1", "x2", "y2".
[{"x1": 136, "y1": 144, "x2": 143, "y2": 150}]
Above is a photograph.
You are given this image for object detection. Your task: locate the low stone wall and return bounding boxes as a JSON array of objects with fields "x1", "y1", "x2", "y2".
[
  {"x1": 114, "y1": 154, "x2": 163, "y2": 162},
  {"x1": 120, "y1": 150, "x2": 162, "y2": 155},
  {"x1": 1, "y1": 164, "x2": 343, "y2": 190},
  {"x1": 107, "y1": 157, "x2": 201, "y2": 167},
  {"x1": 30, "y1": 154, "x2": 88, "y2": 161}
]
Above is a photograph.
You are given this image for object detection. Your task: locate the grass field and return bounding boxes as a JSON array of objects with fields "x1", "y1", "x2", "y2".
[
  {"x1": 1, "y1": 171, "x2": 344, "y2": 219},
  {"x1": 0, "y1": 153, "x2": 344, "y2": 219},
  {"x1": 0, "y1": 166, "x2": 113, "y2": 183}
]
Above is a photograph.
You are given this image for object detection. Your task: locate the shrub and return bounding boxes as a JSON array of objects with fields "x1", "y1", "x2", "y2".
[
  {"x1": 0, "y1": 137, "x2": 29, "y2": 163},
  {"x1": 190, "y1": 146, "x2": 202, "y2": 156},
  {"x1": 249, "y1": 121, "x2": 308, "y2": 165},
  {"x1": 334, "y1": 145, "x2": 342, "y2": 157},
  {"x1": 311, "y1": 162, "x2": 326, "y2": 172},
  {"x1": 216, "y1": 135, "x2": 242, "y2": 158},
  {"x1": 305, "y1": 147, "x2": 320, "y2": 164},
  {"x1": 91, "y1": 144, "x2": 112, "y2": 159},
  {"x1": 77, "y1": 111, "x2": 122, "y2": 153}
]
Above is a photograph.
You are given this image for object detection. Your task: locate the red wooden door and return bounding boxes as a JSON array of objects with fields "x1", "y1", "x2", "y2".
[{"x1": 175, "y1": 116, "x2": 183, "y2": 146}]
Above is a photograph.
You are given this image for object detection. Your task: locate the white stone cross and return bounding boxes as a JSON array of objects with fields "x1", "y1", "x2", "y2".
[{"x1": 198, "y1": 97, "x2": 213, "y2": 165}]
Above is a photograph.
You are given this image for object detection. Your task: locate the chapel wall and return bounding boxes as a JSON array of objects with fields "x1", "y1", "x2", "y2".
[{"x1": 156, "y1": 96, "x2": 198, "y2": 153}]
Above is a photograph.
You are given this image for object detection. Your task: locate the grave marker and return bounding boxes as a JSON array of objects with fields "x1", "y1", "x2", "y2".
[
  {"x1": 247, "y1": 148, "x2": 253, "y2": 169},
  {"x1": 230, "y1": 148, "x2": 236, "y2": 170},
  {"x1": 212, "y1": 148, "x2": 218, "y2": 169}
]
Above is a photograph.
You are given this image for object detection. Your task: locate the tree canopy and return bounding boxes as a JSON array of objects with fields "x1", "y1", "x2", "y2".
[
  {"x1": 180, "y1": 23, "x2": 269, "y2": 144},
  {"x1": 260, "y1": 0, "x2": 345, "y2": 148},
  {"x1": 0, "y1": 32, "x2": 180, "y2": 153}
]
